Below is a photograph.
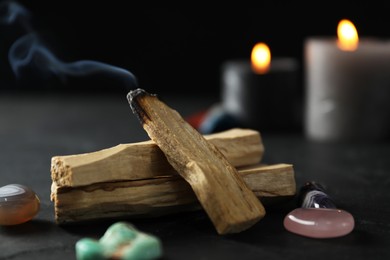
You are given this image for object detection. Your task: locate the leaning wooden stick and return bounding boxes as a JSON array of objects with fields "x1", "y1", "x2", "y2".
[
  {"x1": 51, "y1": 164, "x2": 295, "y2": 225},
  {"x1": 127, "y1": 88, "x2": 265, "y2": 234},
  {"x1": 51, "y1": 128, "x2": 264, "y2": 188}
]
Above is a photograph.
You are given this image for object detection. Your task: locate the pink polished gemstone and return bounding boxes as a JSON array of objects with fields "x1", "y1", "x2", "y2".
[{"x1": 283, "y1": 208, "x2": 355, "y2": 238}]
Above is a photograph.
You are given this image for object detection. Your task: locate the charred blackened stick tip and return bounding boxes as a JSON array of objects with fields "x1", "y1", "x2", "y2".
[{"x1": 127, "y1": 88, "x2": 158, "y2": 124}]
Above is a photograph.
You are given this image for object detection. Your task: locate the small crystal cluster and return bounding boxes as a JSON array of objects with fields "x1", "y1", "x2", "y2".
[{"x1": 0, "y1": 184, "x2": 40, "y2": 225}]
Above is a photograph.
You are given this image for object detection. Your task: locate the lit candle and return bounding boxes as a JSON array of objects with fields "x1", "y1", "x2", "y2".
[
  {"x1": 305, "y1": 19, "x2": 390, "y2": 142},
  {"x1": 221, "y1": 43, "x2": 300, "y2": 133}
]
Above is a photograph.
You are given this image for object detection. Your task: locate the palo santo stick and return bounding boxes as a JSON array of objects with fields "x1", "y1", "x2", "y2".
[
  {"x1": 51, "y1": 164, "x2": 295, "y2": 225},
  {"x1": 51, "y1": 128, "x2": 264, "y2": 188},
  {"x1": 127, "y1": 88, "x2": 265, "y2": 234}
]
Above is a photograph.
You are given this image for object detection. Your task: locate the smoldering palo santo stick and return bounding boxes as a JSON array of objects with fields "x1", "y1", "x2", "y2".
[{"x1": 127, "y1": 88, "x2": 266, "y2": 235}]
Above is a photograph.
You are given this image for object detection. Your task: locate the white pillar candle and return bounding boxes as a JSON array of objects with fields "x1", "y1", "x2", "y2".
[{"x1": 305, "y1": 20, "x2": 390, "y2": 142}]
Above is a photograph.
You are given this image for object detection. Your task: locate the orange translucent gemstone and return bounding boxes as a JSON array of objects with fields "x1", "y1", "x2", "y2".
[{"x1": 0, "y1": 184, "x2": 40, "y2": 225}]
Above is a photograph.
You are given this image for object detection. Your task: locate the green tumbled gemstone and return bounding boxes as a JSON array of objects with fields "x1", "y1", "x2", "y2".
[
  {"x1": 122, "y1": 234, "x2": 163, "y2": 260},
  {"x1": 75, "y1": 238, "x2": 105, "y2": 260},
  {"x1": 99, "y1": 222, "x2": 138, "y2": 255},
  {"x1": 75, "y1": 221, "x2": 163, "y2": 260}
]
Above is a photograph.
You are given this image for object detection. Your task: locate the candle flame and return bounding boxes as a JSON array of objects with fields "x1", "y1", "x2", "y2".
[
  {"x1": 251, "y1": 42, "x2": 271, "y2": 74},
  {"x1": 337, "y1": 19, "x2": 359, "y2": 51}
]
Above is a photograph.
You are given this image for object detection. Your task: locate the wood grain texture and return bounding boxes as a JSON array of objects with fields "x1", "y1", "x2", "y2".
[
  {"x1": 51, "y1": 128, "x2": 264, "y2": 188},
  {"x1": 127, "y1": 88, "x2": 265, "y2": 234},
  {"x1": 51, "y1": 164, "x2": 295, "y2": 225}
]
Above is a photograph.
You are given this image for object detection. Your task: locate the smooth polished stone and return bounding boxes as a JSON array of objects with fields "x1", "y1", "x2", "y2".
[
  {"x1": 76, "y1": 239, "x2": 105, "y2": 260},
  {"x1": 76, "y1": 221, "x2": 163, "y2": 260},
  {"x1": 0, "y1": 184, "x2": 40, "y2": 225},
  {"x1": 298, "y1": 181, "x2": 337, "y2": 209},
  {"x1": 284, "y1": 181, "x2": 355, "y2": 238},
  {"x1": 284, "y1": 208, "x2": 355, "y2": 238}
]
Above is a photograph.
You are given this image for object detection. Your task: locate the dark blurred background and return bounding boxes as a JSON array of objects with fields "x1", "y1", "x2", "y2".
[{"x1": 1, "y1": 1, "x2": 390, "y2": 99}]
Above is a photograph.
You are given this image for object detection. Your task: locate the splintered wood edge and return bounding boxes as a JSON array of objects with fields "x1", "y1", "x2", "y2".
[
  {"x1": 51, "y1": 163, "x2": 296, "y2": 224},
  {"x1": 50, "y1": 128, "x2": 264, "y2": 188},
  {"x1": 126, "y1": 89, "x2": 265, "y2": 234}
]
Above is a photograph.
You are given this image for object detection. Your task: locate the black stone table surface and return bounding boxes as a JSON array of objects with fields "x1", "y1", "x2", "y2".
[{"x1": 1, "y1": 91, "x2": 389, "y2": 260}]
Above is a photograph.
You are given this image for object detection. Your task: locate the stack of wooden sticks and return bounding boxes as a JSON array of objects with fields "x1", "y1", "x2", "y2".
[{"x1": 50, "y1": 89, "x2": 296, "y2": 234}]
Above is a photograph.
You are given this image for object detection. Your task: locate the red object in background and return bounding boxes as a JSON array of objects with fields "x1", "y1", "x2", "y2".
[{"x1": 185, "y1": 109, "x2": 209, "y2": 130}]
